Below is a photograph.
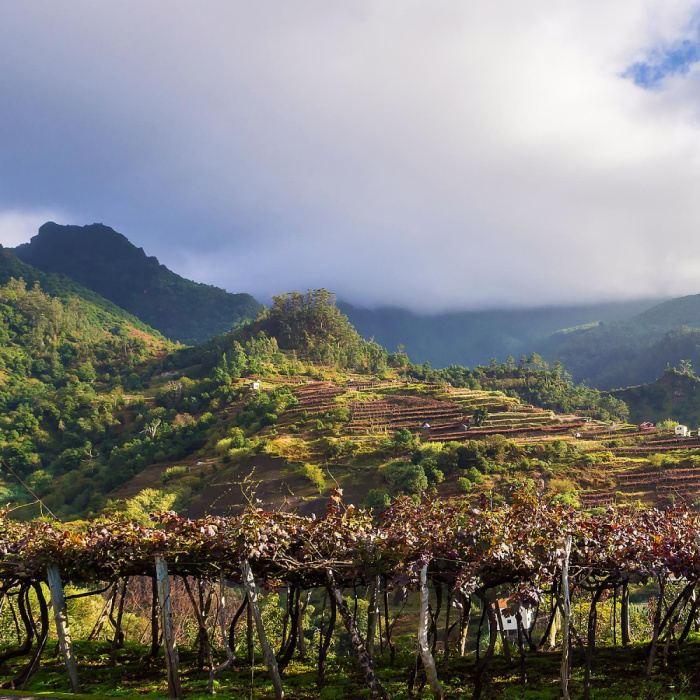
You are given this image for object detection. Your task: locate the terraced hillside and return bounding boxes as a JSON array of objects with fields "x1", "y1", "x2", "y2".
[
  {"x1": 4, "y1": 280, "x2": 696, "y2": 523},
  {"x1": 104, "y1": 363, "x2": 700, "y2": 522}
]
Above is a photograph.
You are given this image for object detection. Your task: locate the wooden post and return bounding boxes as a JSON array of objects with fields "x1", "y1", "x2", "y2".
[
  {"x1": 560, "y1": 536, "x2": 572, "y2": 700},
  {"x1": 298, "y1": 590, "x2": 311, "y2": 660},
  {"x1": 155, "y1": 556, "x2": 182, "y2": 699},
  {"x1": 208, "y1": 572, "x2": 235, "y2": 695},
  {"x1": 620, "y1": 581, "x2": 631, "y2": 646},
  {"x1": 442, "y1": 587, "x2": 452, "y2": 673},
  {"x1": 366, "y1": 575, "x2": 379, "y2": 660},
  {"x1": 241, "y1": 559, "x2": 285, "y2": 700},
  {"x1": 493, "y1": 590, "x2": 512, "y2": 663},
  {"x1": 326, "y1": 569, "x2": 389, "y2": 700},
  {"x1": 418, "y1": 565, "x2": 444, "y2": 699},
  {"x1": 46, "y1": 564, "x2": 80, "y2": 693},
  {"x1": 459, "y1": 592, "x2": 472, "y2": 656},
  {"x1": 547, "y1": 605, "x2": 560, "y2": 649}
]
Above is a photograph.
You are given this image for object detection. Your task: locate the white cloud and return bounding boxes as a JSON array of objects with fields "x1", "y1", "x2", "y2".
[
  {"x1": 0, "y1": 210, "x2": 66, "y2": 248},
  {"x1": 2, "y1": 2, "x2": 700, "y2": 309}
]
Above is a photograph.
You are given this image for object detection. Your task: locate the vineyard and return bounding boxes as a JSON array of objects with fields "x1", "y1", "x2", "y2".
[
  {"x1": 347, "y1": 396, "x2": 465, "y2": 433},
  {"x1": 289, "y1": 382, "x2": 344, "y2": 415},
  {"x1": 2, "y1": 491, "x2": 700, "y2": 699}
]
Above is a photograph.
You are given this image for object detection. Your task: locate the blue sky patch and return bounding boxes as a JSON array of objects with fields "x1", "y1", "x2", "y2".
[{"x1": 624, "y1": 37, "x2": 700, "y2": 88}]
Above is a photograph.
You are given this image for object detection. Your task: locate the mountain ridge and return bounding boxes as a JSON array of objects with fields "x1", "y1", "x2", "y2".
[
  {"x1": 340, "y1": 298, "x2": 662, "y2": 370},
  {"x1": 12, "y1": 222, "x2": 263, "y2": 345}
]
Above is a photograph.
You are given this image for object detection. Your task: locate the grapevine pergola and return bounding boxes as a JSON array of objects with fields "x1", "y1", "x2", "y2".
[{"x1": 0, "y1": 489, "x2": 698, "y2": 699}]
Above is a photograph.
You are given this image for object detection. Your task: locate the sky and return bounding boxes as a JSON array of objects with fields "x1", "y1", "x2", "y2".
[{"x1": 3, "y1": 2, "x2": 700, "y2": 312}]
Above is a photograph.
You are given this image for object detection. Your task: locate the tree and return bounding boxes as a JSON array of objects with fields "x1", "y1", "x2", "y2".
[
  {"x1": 678, "y1": 359, "x2": 693, "y2": 375},
  {"x1": 472, "y1": 407, "x2": 489, "y2": 427}
]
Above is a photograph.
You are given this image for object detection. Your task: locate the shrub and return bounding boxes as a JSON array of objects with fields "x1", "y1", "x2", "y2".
[
  {"x1": 457, "y1": 477, "x2": 472, "y2": 493},
  {"x1": 472, "y1": 407, "x2": 489, "y2": 426},
  {"x1": 657, "y1": 418, "x2": 679, "y2": 430},
  {"x1": 261, "y1": 412, "x2": 278, "y2": 427},
  {"x1": 161, "y1": 465, "x2": 189, "y2": 484},
  {"x1": 228, "y1": 427, "x2": 250, "y2": 448},
  {"x1": 467, "y1": 466, "x2": 484, "y2": 484},
  {"x1": 365, "y1": 489, "x2": 391, "y2": 512},
  {"x1": 321, "y1": 438, "x2": 342, "y2": 458},
  {"x1": 300, "y1": 463, "x2": 325, "y2": 494},
  {"x1": 549, "y1": 477, "x2": 576, "y2": 493},
  {"x1": 426, "y1": 467, "x2": 444, "y2": 486},
  {"x1": 382, "y1": 461, "x2": 428, "y2": 495},
  {"x1": 216, "y1": 438, "x2": 233, "y2": 454},
  {"x1": 330, "y1": 406, "x2": 350, "y2": 423},
  {"x1": 392, "y1": 428, "x2": 416, "y2": 451}
]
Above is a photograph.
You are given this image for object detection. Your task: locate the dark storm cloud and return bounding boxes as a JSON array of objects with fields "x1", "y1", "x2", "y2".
[{"x1": 2, "y1": 1, "x2": 700, "y2": 309}]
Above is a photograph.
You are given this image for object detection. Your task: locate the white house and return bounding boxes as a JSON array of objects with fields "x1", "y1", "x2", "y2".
[
  {"x1": 675, "y1": 425, "x2": 689, "y2": 437},
  {"x1": 249, "y1": 380, "x2": 261, "y2": 391},
  {"x1": 495, "y1": 601, "x2": 534, "y2": 634}
]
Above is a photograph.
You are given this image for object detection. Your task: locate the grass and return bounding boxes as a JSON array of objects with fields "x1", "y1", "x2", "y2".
[{"x1": 5, "y1": 638, "x2": 700, "y2": 699}]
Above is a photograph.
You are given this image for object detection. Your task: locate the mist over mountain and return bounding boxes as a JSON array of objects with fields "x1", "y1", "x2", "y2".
[
  {"x1": 12, "y1": 222, "x2": 263, "y2": 345},
  {"x1": 546, "y1": 299, "x2": 700, "y2": 390},
  {"x1": 340, "y1": 299, "x2": 661, "y2": 370},
  {"x1": 11, "y1": 220, "x2": 700, "y2": 396}
]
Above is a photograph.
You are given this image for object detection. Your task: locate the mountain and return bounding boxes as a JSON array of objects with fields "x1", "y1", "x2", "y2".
[
  {"x1": 0, "y1": 245, "x2": 165, "y2": 338},
  {"x1": 12, "y1": 222, "x2": 263, "y2": 345},
  {"x1": 545, "y1": 296, "x2": 700, "y2": 389},
  {"x1": 340, "y1": 299, "x2": 660, "y2": 369},
  {"x1": 628, "y1": 293, "x2": 700, "y2": 332},
  {"x1": 610, "y1": 369, "x2": 700, "y2": 427}
]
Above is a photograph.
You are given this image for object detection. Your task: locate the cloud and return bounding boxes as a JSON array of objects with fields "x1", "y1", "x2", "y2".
[
  {"x1": 1, "y1": 2, "x2": 700, "y2": 310},
  {"x1": 0, "y1": 210, "x2": 68, "y2": 248}
]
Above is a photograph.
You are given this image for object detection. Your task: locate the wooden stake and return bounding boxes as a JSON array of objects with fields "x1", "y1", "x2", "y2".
[
  {"x1": 418, "y1": 565, "x2": 444, "y2": 699},
  {"x1": 366, "y1": 575, "x2": 379, "y2": 660},
  {"x1": 155, "y1": 556, "x2": 182, "y2": 699},
  {"x1": 327, "y1": 569, "x2": 388, "y2": 700},
  {"x1": 46, "y1": 564, "x2": 80, "y2": 693},
  {"x1": 560, "y1": 536, "x2": 572, "y2": 700},
  {"x1": 241, "y1": 559, "x2": 285, "y2": 700},
  {"x1": 208, "y1": 572, "x2": 235, "y2": 695}
]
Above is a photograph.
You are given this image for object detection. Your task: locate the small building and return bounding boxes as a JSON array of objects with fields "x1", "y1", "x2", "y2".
[
  {"x1": 639, "y1": 422, "x2": 655, "y2": 432},
  {"x1": 675, "y1": 425, "x2": 689, "y2": 437},
  {"x1": 249, "y1": 380, "x2": 261, "y2": 391},
  {"x1": 420, "y1": 422, "x2": 431, "y2": 431},
  {"x1": 460, "y1": 424, "x2": 469, "y2": 431},
  {"x1": 494, "y1": 601, "x2": 534, "y2": 635}
]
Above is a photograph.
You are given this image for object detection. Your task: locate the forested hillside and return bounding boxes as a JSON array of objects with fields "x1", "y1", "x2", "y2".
[
  {"x1": 0, "y1": 246, "x2": 164, "y2": 337},
  {"x1": 12, "y1": 222, "x2": 263, "y2": 344},
  {"x1": 546, "y1": 317, "x2": 700, "y2": 390},
  {"x1": 0, "y1": 284, "x2": 632, "y2": 522},
  {"x1": 342, "y1": 294, "x2": 700, "y2": 393},
  {"x1": 340, "y1": 298, "x2": 659, "y2": 369},
  {"x1": 0, "y1": 276, "x2": 183, "y2": 516},
  {"x1": 611, "y1": 368, "x2": 700, "y2": 427}
]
